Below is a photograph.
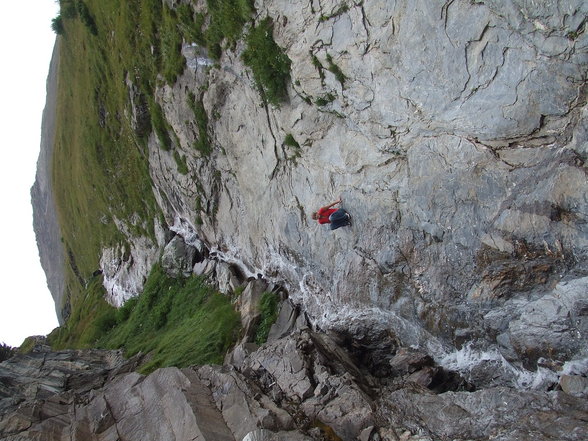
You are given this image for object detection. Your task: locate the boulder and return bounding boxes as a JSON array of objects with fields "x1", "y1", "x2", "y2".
[
  {"x1": 193, "y1": 258, "x2": 217, "y2": 277},
  {"x1": 216, "y1": 262, "x2": 245, "y2": 294},
  {"x1": 390, "y1": 349, "x2": 435, "y2": 375},
  {"x1": 237, "y1": 279, "x2": 269, "y2": 342},
  {"x1": 560, "y1": 375, "x2": 588, "y2": 398},
  {"x1": 267, "y1": 300, "x2": 304, "y2": 342},
  {"x1": 161, "y1": 234, "x2": 200, "y2": 278}
]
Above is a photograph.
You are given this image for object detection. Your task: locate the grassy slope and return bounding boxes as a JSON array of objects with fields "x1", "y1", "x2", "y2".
[
  {"x1": 98, "y1": 265, "x2": 240, "y2": 373},
  {"x1": 52, "y1": 0, "x2": 162, "y2": 316},
  {"x1": 48, "y1": 0, "x2": 286, "y2": 365}
]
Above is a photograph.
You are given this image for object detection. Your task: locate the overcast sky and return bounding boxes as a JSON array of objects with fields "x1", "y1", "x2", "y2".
[{"x1": 0, "y1": 1, "x2": 61, "y2": 347}]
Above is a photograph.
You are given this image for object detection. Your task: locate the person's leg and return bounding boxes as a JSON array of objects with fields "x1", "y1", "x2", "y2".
[
  {"x1": 329, "y1": 209, "x2": 351, "y2": 230},
  {"x1": 329, "y1": 209, "x2": 348, "y2": 222}
]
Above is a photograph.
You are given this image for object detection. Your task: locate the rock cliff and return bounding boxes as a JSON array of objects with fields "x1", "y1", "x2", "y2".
[
  {"x1": 29, "y1": 0, "x2": 588, "y2": 439},
  {"x1": 2, "y1": 334, "x2": 587, "y2": 441},
  {"x1": 111, "y1": 0, "x2": 588, "y2": 378}
]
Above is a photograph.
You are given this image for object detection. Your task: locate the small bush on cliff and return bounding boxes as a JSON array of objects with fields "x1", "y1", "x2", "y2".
[
  {"x1": 51, "y1": 15, "x2": 65, "y2": 35},
  {"x1": 160, "y1": 5, "x2": 186, "y2": 84},
  {"x1": 205, "y1": 0, "x2": 255, "y2": 59},
  {"x1": 187, "y1": 92, "x2": 212, "y2": 155},
  {"x1": 0, "y1": 343, "x2": 16, "y2": 362},
  {"x1": 242, "y1": 17, "x2": 292, "y2": 106}
]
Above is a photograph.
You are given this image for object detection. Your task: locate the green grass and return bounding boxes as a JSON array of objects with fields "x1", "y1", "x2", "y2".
[
  {"x1": 314, "y1": 93, "x2": 336, "y2": 106},
  {"x1": 205, "y1": 0, "x2": 255, "y2": 59},
  {"x1": 242, "y1": 17, "x2": 292, "y2": 106},
  {"x1": 326, "y1": 54, "x2": 346, "y2": 86},
  {"x1": 284, "y1": 133, "x2": 300, "y2": 148},
  {"x1": 52, "y1": 0, "x2": 209, "y2": 322},
  {"x1": 48, "y1": 277, "x2": 117, "y2": 349},
  {"x1": 318, "y1": 3, "x2": 349, "y2": 22},
  {"x1": 49, "y1": 266, "x2": 241, "y2": 373},
  {"x1": 49, "y1": 0, "x2": 263, "y2": 360},
  {"x1": 188, "y1": 92, "x2": 212, "y2": 155},
  {"x1": 98, "y1": 265, "x2": 241, "y2": 373},
  {"x1": 254, "y1": 291, "x2": 280, "y2": 345},
  {"x1": 174, "y1": 151, "x2": 189, "y2": 175},
  {"x1": 311, "y1": 54, "x2": 326, "y2": 85}
]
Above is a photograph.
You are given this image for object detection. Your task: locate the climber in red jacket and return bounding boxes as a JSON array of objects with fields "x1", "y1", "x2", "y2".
[{"x1": 312, "y1": 198, "x2": 351, "y2": 230}]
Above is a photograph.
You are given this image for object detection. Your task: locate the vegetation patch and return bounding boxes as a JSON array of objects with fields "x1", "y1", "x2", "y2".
[
  {"x1": 205, "y1": 0, "x2": 255, "y2": 59},
  {"x1": 188, "y1": 92, "x2": 213, "y2": 155},
  {"x1": 174, "y1": 151, "x2": 189, "y2": 175},
  {"x1": 76, "y1": 1, "x2": 98, "y2": 35},
  {"x1": 326, "y1": 54, "x2": 346, "y2": 86},
  {"x1": 254, "y1": 291, "x2": 280, "y2": 345},
  {"x1": 0, "y1": 343, "x2": 16, "y2": 362},
  {"x1": 150, "y1": 99, "x2": 173, "y2": 150},
  {"x1": 48, "y1": 0, "x2": 256, "y2": 360},
  {"x1": 98, "y1": 265, "x2": 241, "y2": 373},
  {"x1": 318, "y1": 3, "x2": 350, "y2": 22},
  {"x1": 242, "y1": 17, "x2": 292, "y2": 106},
  {"x1": 314, "y1": 93, "x2": 336, "y2": 106},
  {"x1": 311, "y1": 54, "x2": 326, "y2": 85},
  {"x1": 48, "y1": 277, "x2": 117, "y2": 349},
  {"x1": 160, "y1": 5, "x2": 187, "y2": 84},
  {"x1": 49, "y1": 266, "x2": 240, "y2": 373},
  {"x1": 51, "y1": 16, "x2": 65, "y2": 35},
  {"x1": 284, "y1": 133, "x2": 300, "y2": 149}
]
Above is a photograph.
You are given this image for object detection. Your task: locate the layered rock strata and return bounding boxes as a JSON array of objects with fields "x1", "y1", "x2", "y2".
[{"x1": 1, "y1": 333, "x2": 586, "y2": 441}]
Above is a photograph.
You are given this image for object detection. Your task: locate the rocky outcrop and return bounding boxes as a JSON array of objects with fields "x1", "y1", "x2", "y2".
[
  {"x1": 31, "y1": 39, "x2": 66, "y2": 324},
  {"x1": 1, "y1": 332, "x2": 586, "y2": 441},
  {"x1": 130, "y1": 0, "x2": 588, "y2": 381},
  {"x1": 30, "y1": 0, "x2": 588, "y2": 439}
]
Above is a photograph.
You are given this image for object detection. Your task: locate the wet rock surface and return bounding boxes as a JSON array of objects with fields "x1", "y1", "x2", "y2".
[{"x1": 2, "y1": 332, "x2": 586, "y2": 441}]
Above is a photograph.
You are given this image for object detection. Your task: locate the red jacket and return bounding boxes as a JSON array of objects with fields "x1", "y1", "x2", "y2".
[{"x1": 317, "y1": 207, "x2": 337, "y2": 224}]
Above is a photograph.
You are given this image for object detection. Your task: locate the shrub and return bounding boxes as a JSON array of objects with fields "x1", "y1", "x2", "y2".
[
  {"x1": 160, "y1": 5, "x2": 186, "y2": 84},
  {"x1": 242, "y1": 17, "x2": 292, "y2": 106},
  {"x1": 284, "y1": 133, "x2": 300, "y2": 148},
  {"x1": 51, "y1": 16, "x2": 65, "y2": 35},
  {"x1": 314, "y1": 93, "x2": 336, "y2": 106},
  {"x1": 150, "y1": 100, "x2": 172, "y2": 150},
  {"x1": 0, "y1": 343, "x2": 16, "y2": 362},
  {"x1": 205, "y1": 0, "x2": 255, "y2": 58},
  {"x1": 326, "y1": 54, "x2": 346, "y2": 86},
  {"x1": 177, "y1": 4, "x2": 206, "y2": 46},
  {"x1": 174, "y1": 151, "x2": 189, "y2": 175},
  {"x1": 76, "y1": 1, "x2": 98, "y2": 35}
]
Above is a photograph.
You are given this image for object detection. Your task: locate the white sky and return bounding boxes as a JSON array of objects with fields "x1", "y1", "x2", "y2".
[{"x1": 0, "y1": 1, "x2": 61, "y2": 347}]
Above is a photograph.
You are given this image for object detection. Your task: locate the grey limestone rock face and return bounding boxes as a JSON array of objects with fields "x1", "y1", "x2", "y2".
[
  {"x1": 136, "y1": 0, "x2": 588, "y2": 379},
  {"x1": 160, "y1": 234, "x2": 202, "y2": 278}
]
